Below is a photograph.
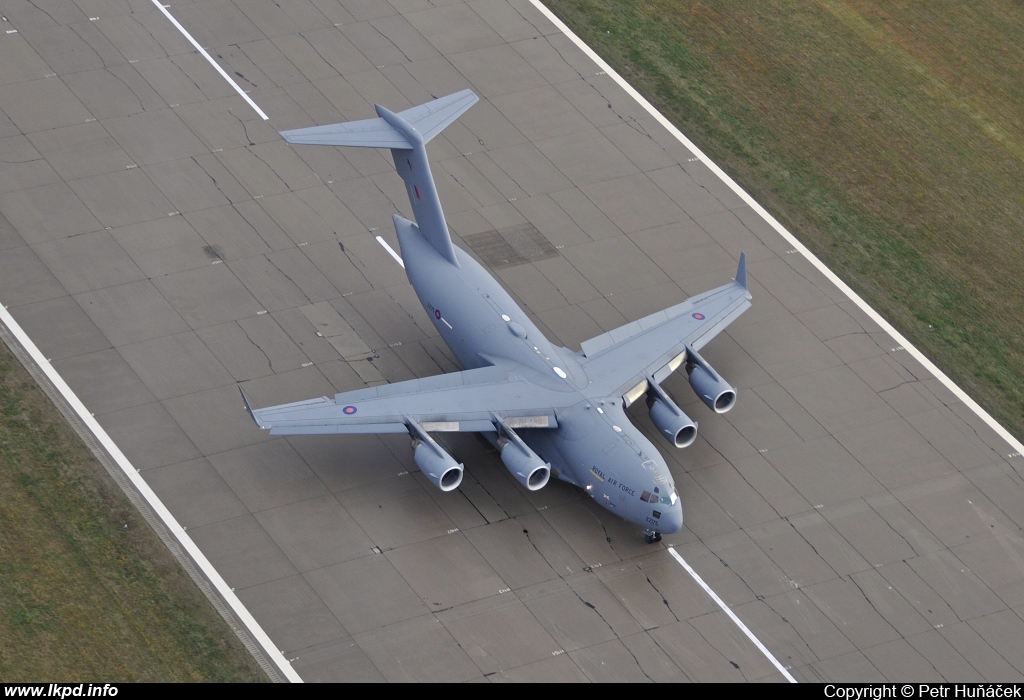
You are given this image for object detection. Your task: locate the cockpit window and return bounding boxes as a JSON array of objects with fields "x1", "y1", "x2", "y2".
[{"x1": 643, "y1": 487, "x2": 678, "y2": 506}]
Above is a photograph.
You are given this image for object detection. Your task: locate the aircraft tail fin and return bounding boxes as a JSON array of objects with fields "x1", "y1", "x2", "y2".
[
  {"x1": 280, "y1": 90, "x2": 478, "y2": 267},
  {"x1": 279, "y1": 89, "x2": 477, "y2": 149},
  {"x1": 735, "y1": 252, "x2": 747, "y2": 290}
]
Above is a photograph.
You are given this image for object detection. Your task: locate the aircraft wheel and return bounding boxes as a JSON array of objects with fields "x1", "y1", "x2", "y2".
[{"x1": 643, "y1": 529, "x2": 662, "y2": 544}]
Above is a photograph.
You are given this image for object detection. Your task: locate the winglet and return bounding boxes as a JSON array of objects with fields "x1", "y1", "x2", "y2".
[
  {"x1": 735, "y1": 252, "x2": 747, "y2": 290},
  {"x1": 239, "y1": 385, "x2": 260, "y2": 427}
]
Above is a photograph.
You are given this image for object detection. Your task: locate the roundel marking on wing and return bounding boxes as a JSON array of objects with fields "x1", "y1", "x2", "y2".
[
  {"x1": 692, "y1": 312, "x2": 705, "y2": 320},
  {"x1": 343, "y1": 405, "x2": 357, "y2": 415}
]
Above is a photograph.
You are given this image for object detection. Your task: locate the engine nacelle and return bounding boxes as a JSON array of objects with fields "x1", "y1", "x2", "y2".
[
  {"x1": 413, "y1": 441, "x2": 464, "y2": 492},
  {"x1": 687, "y1": 359, "x2": 737, "y2": 413},
  {"x1": 499, "y1": 439, "x2": 551, "y2": 491},
  {"x1": 648, "y1": 396, "x2": 698, "y2": 448}
]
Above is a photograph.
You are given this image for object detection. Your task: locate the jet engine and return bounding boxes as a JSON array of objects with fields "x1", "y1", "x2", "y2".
[
  {"x1": 414, "y1": 441, "x2": 464, "y2": 491},
  {"x1": 499, "y1": 440, "x2": 550, "y2": 491},
  {"x1": 648, "y1": 395, "x2": 698, "y2": 448},
  {"x1": 686, "y1": 346, "x2": 737, "y2": 414},
  {"x1": 495, "y1": 419, "x2": 550, "y2": 491}
]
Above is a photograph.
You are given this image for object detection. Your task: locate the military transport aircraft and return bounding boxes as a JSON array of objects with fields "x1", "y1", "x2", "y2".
[{"x1": 242, "y1": 89, "x2": 751, "y2": 543}]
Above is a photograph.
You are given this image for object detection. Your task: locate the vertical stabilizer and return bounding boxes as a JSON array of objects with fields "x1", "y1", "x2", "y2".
[
  {"x1": 375, "y1": 104, "x2": 457, "y2": 266},
  {"x1": 280, "y1": 90, "x2": 478, "y2": 267}
]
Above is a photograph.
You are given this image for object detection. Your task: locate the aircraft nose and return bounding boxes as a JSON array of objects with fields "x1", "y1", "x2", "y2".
[{"x1": 661, "y1": 503, "x2": 684, "y2": 534}]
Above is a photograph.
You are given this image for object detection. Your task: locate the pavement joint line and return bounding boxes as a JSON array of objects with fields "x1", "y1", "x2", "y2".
[
  {"x1": 667, "y1": 547, "x2": 798, "y2": 683},
  {"x1": 148, "y1": 0, "x2": 270, "y2": 121},
  {"x1": 0, "y1": 304, "x2": 302, "y2": 683},
  {"x1": 528, "y1": 0, "x2": 1024, "y2": 460}
]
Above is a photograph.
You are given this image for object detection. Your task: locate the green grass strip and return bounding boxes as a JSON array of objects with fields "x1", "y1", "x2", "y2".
[
  {"x1": 0, "y1": 340, "x2": 266, "y2": 681},
  {"x1": 544, "y1": 0, "x2": 1024, "y2": 440}
]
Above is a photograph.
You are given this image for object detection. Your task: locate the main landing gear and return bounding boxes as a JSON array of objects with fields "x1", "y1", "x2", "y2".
[{"x1": 643, "y1": 528, "x2": 662, "y2": 544}]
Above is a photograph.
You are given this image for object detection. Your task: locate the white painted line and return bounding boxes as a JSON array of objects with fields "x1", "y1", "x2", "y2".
[
  {"x1": 148, "y1": 0, "x2": 269, "y2": 121},
  {"x1": 668, "y1": 547, "x2": 797, "y2": 682},
  {"x1": 528, "y1": 0, "x2": 1023, "y2": 458},
  {"x1": 0, "y1": 304, "x2": 302, "y2": 683},
  {"x1": 375, "y1": 235, "x2": 405, "y2": 268}
]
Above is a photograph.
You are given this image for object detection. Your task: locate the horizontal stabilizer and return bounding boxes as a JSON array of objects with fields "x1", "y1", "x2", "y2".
[
  {"x1": 394, "y1": 89, "x2": 478, "y2": 145},
  {"x1": 280, "y1": 116, "x2": 413, "y2": 149},
  {"x1": 279, "y1": 89, "x2": 478, "y2": 150}
]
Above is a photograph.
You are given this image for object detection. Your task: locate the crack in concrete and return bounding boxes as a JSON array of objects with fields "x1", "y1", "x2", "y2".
[
  {"x1": 239, "y1": 321, "x2": 273, "y2": 372},
  {"x1": 785, "y1": 517, "x2": 840, "y2": 580},
  {"x1": 371, "y1": 25, "x2": 413, "y2": 63},
  {"x1": 104, "y1": 65, "x2": 147, "y2": 113},
  {"x1": 69, "y1": 22, "x2": 107, "y2": 68},
  {"x1": 243, "y1": 144, "x2": 288, "y2": 192},
  {"x1": 129, "y1": 15, "x2": 168, "y2": 60},
  {"x1": 644, "y1": 573, "x2": 680, "y2": 623},
  {"x1": 25, "y1": 0, "x2": 58, "y2": 26},
  {"x1": 231, "y1": 110, "x2": 256, "y2": 146},
  {"x1": 864, "y1": 499, "x2": 921, "y2": 558},
  {"x1": 569, "y1": 586, "x2": 655, "y2": 681},
  {"x1": 266, "y1": 254, "x2": 313, "y2": 305}
]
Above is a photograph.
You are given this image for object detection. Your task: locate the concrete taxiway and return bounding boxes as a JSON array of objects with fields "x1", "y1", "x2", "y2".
[{"x1": 1, "y1": 0, "x2": 1023, "y2": 682}]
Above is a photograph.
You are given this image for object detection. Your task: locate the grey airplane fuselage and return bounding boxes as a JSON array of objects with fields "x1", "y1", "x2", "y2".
[{"x1": 396, "y1": 218, "x2": 684, "y2": 535}]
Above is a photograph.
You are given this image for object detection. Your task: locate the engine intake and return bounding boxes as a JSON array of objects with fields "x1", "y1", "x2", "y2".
[
  {"x1": 648, "y1": 396, "x2": 698, "y2": 448},
  {"x1": 686, "y1": 345, "x2": 737, "y2": 414},
  {"x1": 500, "y1": 441, "x2": 551, "y2": 491},
  {"x1": 495, "y1": 417, "x2": 550, "y2": 491},
  {"x1": 414, "y1": 442, "x2": 464, "y2": 491}
]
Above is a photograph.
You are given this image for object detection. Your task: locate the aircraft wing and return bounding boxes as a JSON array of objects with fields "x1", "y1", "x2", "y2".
[
  {"x1": 580, "y1": 254, "x2": 752, "y2": 398},
  {"x1": 243, "y1": 360, "x2": 575, "y2": 436}
]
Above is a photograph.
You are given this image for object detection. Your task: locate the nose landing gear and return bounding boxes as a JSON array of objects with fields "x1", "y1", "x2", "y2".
[{"x1": 642, "y1": 528, "x2": 662, "y2": 544}]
